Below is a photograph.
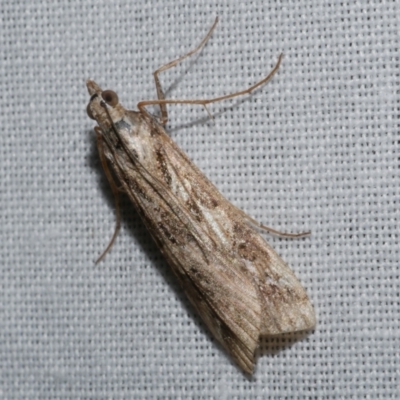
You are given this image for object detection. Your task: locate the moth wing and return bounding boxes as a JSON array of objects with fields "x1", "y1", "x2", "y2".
[
  {"x1": 110, "y1": 115, "x2": 314, "y2": 372},
  {"x1": 163, "y1": 244, "x2": 263, "y2": 374},
  {"x1": 233, "y1": 220, "x2": 316, "y2": 335},
  {"x1": 110, "y1": 135, "x2": 262, "y2": 372},
  {"x1": 125, "y1": 175, "x2": 263, "y2": 372},
  {"x1": 157, "y1": 128, "x2": 316, "y2": 335}
]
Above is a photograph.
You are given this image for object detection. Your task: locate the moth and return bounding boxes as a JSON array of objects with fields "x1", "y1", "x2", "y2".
[{"x1": 86, "y1": 18, "x2": 315, "y2": 374}]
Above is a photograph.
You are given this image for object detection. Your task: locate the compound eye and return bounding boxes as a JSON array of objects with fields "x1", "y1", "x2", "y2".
[
  {"x1": 86, "y1": 103, "x2": 96, "y2": 120},
  {"x1": 101, "y1": 90, "x2": 119, "y2": 107}
]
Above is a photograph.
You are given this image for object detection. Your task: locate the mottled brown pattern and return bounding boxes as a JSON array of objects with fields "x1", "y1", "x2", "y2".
[
  {"x1": 128, "y1": 178, "x2": 153, "y2": 203},
  {"x1": 157, "y1": 222, "x2": 178, "y2": 244},
  {"x1": 155, "y1": 147, "x2": 172, "y2": 186},
  {"x1": 86, "y1": 79, "x2": 316, "y2": 374},
  {"x1": 186, "y1": 198, "x2": 203, "y2": 222},
  {"x1": 192, "y1": 186, "x2": 219, "y2": 209},
  {"x1": 237, "y1": 242, "x2": 257, "y2": 262}
]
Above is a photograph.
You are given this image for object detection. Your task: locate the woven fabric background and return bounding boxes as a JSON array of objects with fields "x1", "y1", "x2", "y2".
[{"x1": 1, "y1": 0, "x2": 399, "y2": 398}]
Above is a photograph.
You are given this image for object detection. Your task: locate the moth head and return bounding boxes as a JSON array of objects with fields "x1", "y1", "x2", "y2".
[{"x1": 86, "y1": 80, "x2": 123, "y2": 124}]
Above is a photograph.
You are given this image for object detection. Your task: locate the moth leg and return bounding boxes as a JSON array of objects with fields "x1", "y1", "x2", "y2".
[
  {"x1": 152, "y1": 17, "x2": 218, "y2": 125},
  {"x1": 94, "y1": 127, "x2": 121, "y2": 264},
  {"x1": 242, "y1": 211, "x2": 311, "y2": 238},
  {"x1": 138, "y1": 53, "x2": 283, "y2": 117}
]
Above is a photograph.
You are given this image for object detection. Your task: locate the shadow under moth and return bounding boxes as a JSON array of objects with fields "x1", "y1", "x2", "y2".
[{"x1": 85, "y1": 18, "x2": 315, "y2": 374}]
